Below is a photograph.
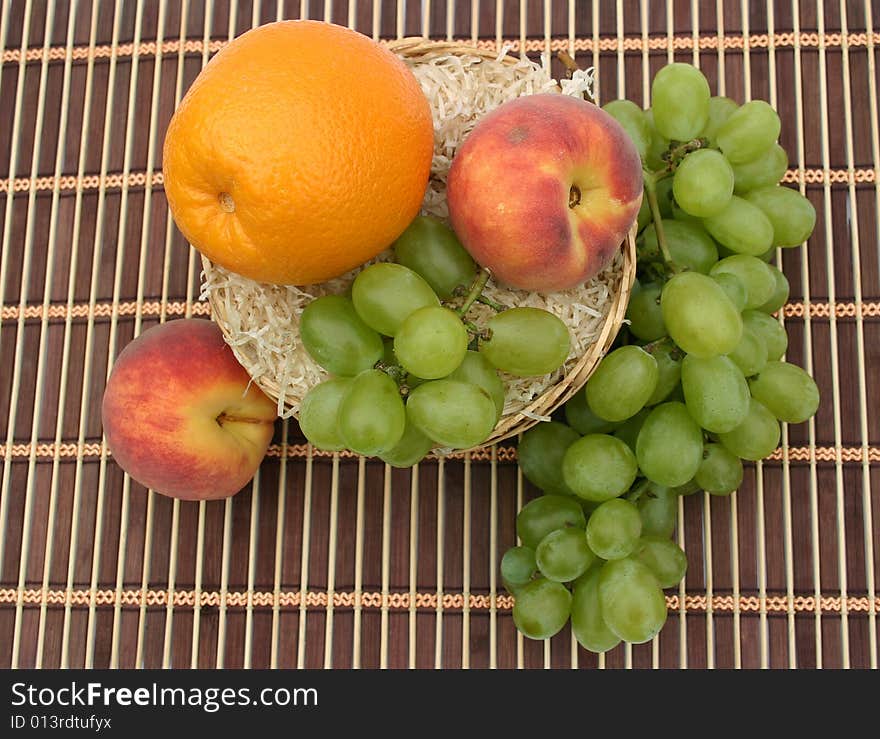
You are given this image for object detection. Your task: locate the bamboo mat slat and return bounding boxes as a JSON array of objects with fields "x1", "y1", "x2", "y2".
[{"x1": 0, "y1": 0, "x2": 878, "y2": 669}]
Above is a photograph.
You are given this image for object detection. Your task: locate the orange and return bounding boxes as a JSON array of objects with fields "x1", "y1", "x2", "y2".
[{"x1": 162, "y1": 20, "x2": 434, "y2": 285}]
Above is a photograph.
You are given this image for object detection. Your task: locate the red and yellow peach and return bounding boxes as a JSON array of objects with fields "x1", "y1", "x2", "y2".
[
  {"x1": 447, "y1": 93, "x2": 643, "y2": 292},
  {"x1": 102, "y1": 319, "x2": 276, "y2": 501}
]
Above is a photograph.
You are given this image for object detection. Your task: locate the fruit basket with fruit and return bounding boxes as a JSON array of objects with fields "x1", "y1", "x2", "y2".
[{"x1": 200, "y1": 37, "x2": 639, "y2": 454}]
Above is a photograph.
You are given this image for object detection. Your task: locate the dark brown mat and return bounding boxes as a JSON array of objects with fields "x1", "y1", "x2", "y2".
[{"x1": 0, "y1": 0, "x2": 878, "y2": 669}]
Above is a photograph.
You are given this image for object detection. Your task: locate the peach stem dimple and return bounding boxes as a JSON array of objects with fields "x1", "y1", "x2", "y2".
[
  {"x1": 569, "y1": 184, "x2": 581, "y2": 208},
  {"x1": 218, "y1": 192, "x2": 235, "y2": 213},
  {"x1": 215, "y1": 412, "x2": 272, "y2": 426}
]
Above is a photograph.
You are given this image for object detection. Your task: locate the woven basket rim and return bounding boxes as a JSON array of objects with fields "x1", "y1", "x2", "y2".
[
  {"x1": 384, "y1": 37, "x2": 523, "y2": 59},
  {"x1": 202, "y1": 38, "x2": 638, "y2": 449}
]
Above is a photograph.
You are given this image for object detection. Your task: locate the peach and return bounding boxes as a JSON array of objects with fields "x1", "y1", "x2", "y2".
[
  {"x1": 102, "y1": 319, "x2": 277, "y2": 501},
  {"x1": 447, "y1": 93, "x2": 643, "y2": 292}
]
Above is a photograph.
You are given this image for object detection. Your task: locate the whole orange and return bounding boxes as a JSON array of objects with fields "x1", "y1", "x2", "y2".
[{"x1": 162, "y1": 20, "x2": 434, "y2": 285}]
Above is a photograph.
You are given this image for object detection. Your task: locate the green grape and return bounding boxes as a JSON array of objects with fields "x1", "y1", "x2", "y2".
[
  {"x1": 732, "y1": 142, "x2": 788, "y2": 193},
  {"x1": 640, "y1": 219, "x2": 719, "y2": 274},
  {"x1": 716, "y1": 100, "x2": 782, "y2": 163},
  {"x1": 626, "y1": 283, "x2": 666, "y2": 341},
  {"x1": 717, "y1": 397, "x2": 780, "y2": 460},
  {"x1": 612, "y1": 408, "x2": 650, "y2": 452},
  {"x1": 743, "y1": 185, "x2": 817, "y2": 247},
  {"x1": 660, "y1": 271, "x2": 743, "y2": 358},
  {"x1": 681, "y1": 354, "x2": 750, "y2": 433},
  {"x1": 700, "y1": 96, "x2": 739, "y2": 143},
  {"x1": 672, "y1": 149, "x2": 735, "y2": 217},
  {"x1": 757, "y1": 264, "x2": 790, "y2": 314},
  {"x1": 585, "y1": 346, "x2": 659, "y2": 422},
  {"x1": 645, "y1": 342, "x2": 683, "y2": 406},
  {"x1": 447, "y1": 350, "x2": 505, "y2": 419},
  {"x1": 536, "y1": 527, "x2": 596, "y2": 582},
  {"x1": 586, "y1": 498, "x2": 643, "y2": 560},
  {"x1": 643, "y1": 108, "x2": 671, "y2": 171},
  {"x1": 406, "y1": 380, "x2": 497, "y2": 449},
  {"x1": 502, "y1": 579, "x2": 525, "y2": 597},
  {"x1": 562, "y1": 434, "x2": 639, "y2": 502},
  {"x1": 727, "y1": 323, "x2": 768, "y2": 377},
  {"x1": 518, "y1": 422, "x2": 581, "y2": 496},
  {"x1": 564, "y1": 389, "x2": 616, "y2": 435},
  {"x1": 636, "y1": 402, "x2": 704, "y2": 487},
  {"x1": 650, "y1": 63, "x2": 711, "y2": 141},
  {"x1": 571, "y1": 567, "x2": 621, "y2": 653},
  {"x1": 570, "y1": 561, "x2": 603, "y2": 590},
  {"x1": 757, "y1": 246, "x2": 776, "y2": 263},
  {"x1": 481, "y1": 308, "x2": 570, "y2": 377},
  {"x1": 393, "y1": 306, "x2": 468, "y2": 379},
  {"x1": 742, "y1": 310, "x2": 788, "y2": 361},
  {"x1": 501, "y1": 546, "x2": 537, "y2": 588},
  {"x1": 671, "y1": 199, "x2": 703, "y2": 226},
  {"x1": 512, "y1": 578, "x2": 572, "y2": 640},
  {"x1": 392, "y1": 215, "x2": 477, "y2": 298},
  {"x1": 709, "y1": 255, "x2": 776, "y2": 310},
  {"x1": 352, "y1": 263, "x2": 440, "y2": 336},
  {"x1": 300, "y1": 295, "x2": 384, "y2": 376},
  {"x1": 694, "y1": 443, "x2": 744, "y2": 495},
  {"x1": 673, "y1": 480, "x2": 702, "y2": 496},
  {"x1": 516, "y1": 495, "x2": 587, "y2": 550},
  {"x1": 338, "y1": 370, "x2": 406, "y2": 456},
  {"x1": 598, "y1": 558, "x2": 668, "y2": 644},
  {"x1": 638, "y1": 484, "x2": 678, "y2": 538},
  {"x1": 633, "y1": 537, "x2": 688, "y2": 588},
  {"x1": 749, "y1": 361, "x2": 820, "y2": 423},
  {"x1": 299, "y1": 378, "x2": 352, "y2": 451},
  {"x1": 379, "y1": 418, "x2": 434, "y2": 468},
  {"x1": 703, "y1": 196, "x2": 775, "y2": 256},
  {"x1": 603, "y1": 99, "x2": 651, "y2": 159},
  {"x1": 711, "y1": 272, "x2": 748, "y2": 312}
]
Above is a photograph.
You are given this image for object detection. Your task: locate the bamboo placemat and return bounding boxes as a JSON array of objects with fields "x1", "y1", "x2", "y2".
[{"x1": 0, "y1": 0, "x2": 877, "y2": 669}]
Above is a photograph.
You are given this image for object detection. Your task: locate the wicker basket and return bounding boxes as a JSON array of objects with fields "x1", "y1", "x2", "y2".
[{"x1": 203, "y1": 38, "x2": 637, "y2": 447}]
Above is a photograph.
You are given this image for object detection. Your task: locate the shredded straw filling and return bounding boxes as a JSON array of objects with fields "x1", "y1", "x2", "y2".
[{"x1": 200, "y1": 49, "x2": 622, "y2": 423}]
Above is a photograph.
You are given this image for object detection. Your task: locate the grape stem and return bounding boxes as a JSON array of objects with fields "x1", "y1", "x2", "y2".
[
  {"x1": 641, "y1": 336, "x2": 671, "y2": 353},
  {"x1": 661, "y1": 137, "x2": 710, "y2": 172},
  {"x1": 643, "y1": 336, "x2": 686, "y2": 362},
  {"x1": 625, "y1": 478, "x2": 653, "y2": 503},
  {"x1": 374, "y1": 360, "x2": 408, "y2": 387},
  {"x1": 475, "y1": 294, "x2": 507, "y2": 312},
  {"x1": 463, "y1": 320, "x2": 492, "y2": 341},
  {"x1": 462, "y1": 319, "x2": 482, "y2": 334},
  {"x1": 457, "y1": 268, "x2": 491, "y2": 316},
  {"x1": 642, "y1": 170, "x2": 682, "y2": 274}
]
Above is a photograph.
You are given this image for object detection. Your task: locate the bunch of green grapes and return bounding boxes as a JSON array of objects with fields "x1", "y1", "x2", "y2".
[
  {"x1": 506, "y1": 422, "x2": 684, "y2": 648},
  {"x1": 503, "y1": 62, "x2": 821, "y2": 650},
  {"x1": 297, "y1": 216, "x2": 572, "y2": 465}
]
